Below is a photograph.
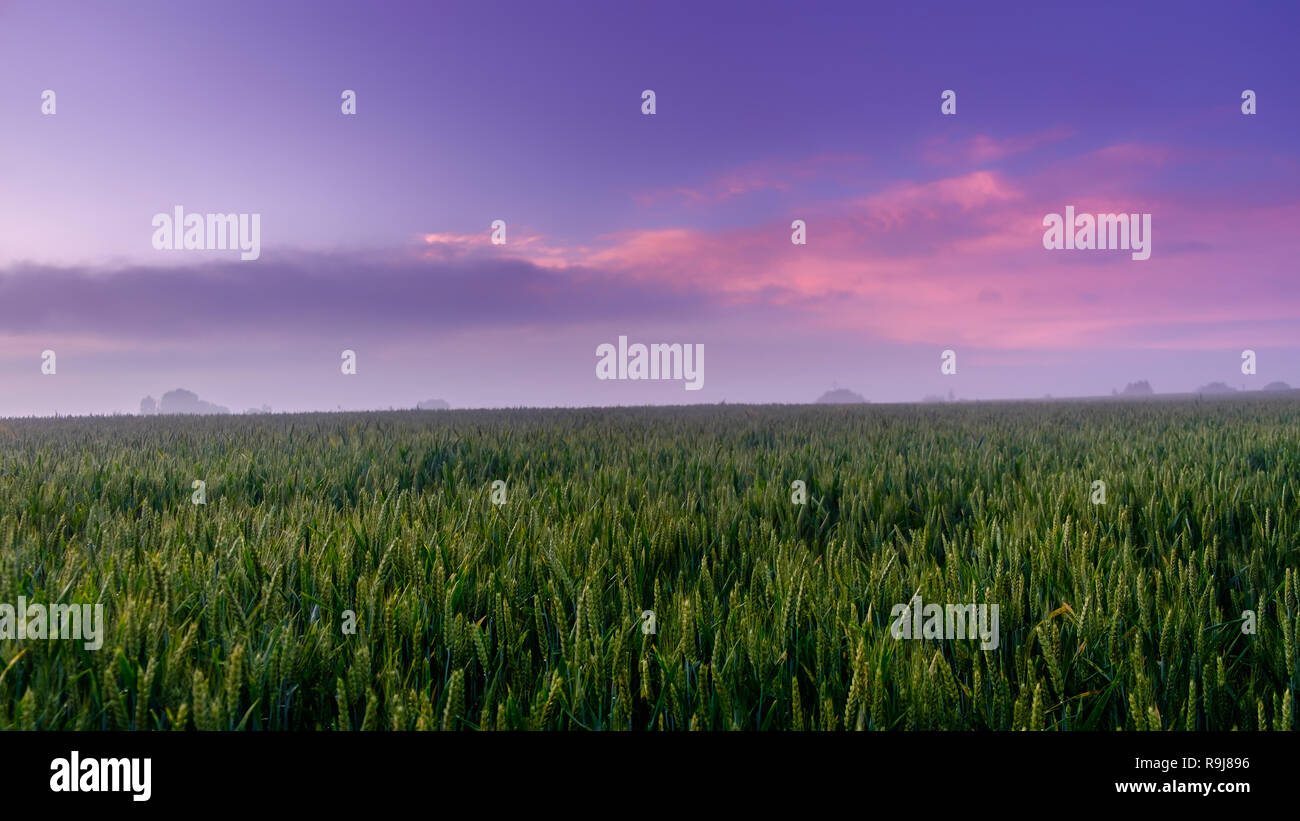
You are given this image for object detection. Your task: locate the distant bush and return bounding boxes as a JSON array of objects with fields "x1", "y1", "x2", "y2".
[
  {"x1": 1196, "y1": 381, "x2": 1236, "y2": 394},
  {"x1": 815, "y1": 388, "x2": 867, "y2": 404}
]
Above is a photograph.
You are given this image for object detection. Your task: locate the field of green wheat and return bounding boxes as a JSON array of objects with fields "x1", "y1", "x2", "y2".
[{"x1": 0, "y1": 396, "x2": 1296, "y2": 730}]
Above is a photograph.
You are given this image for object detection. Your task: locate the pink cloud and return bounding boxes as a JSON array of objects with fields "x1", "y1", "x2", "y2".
[
  {"x1": 414, "y1": 146, "x2": 1300, "y2": 353},
  {"x1": 1081, "y1": 142, "x2": 1176, "y2": 167},
  {"x1": 635, "y1": 153, "x2": 870, "y2": 205},
  {"x1": 920, "y1": 126, "x2": 1076, "y2": 166},
  {"x1": 418, "y1": 229, "x2": 579, "y2": 269},
  {"x1": 852, "y1": 171, "x2": 1024, "y2": 229}
]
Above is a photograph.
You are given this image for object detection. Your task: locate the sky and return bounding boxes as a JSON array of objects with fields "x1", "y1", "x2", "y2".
[{"x1": 0, "y1": 0, "x2": 1297, "y2": 415}]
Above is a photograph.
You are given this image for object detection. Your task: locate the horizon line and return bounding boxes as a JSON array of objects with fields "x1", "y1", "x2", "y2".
[{"x1": 4, "y1": 387, "x2": 1298, "y2": 422}]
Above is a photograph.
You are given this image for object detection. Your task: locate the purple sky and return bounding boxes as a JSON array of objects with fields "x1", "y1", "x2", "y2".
[{"x1": 1, "y1": 0, "x2": 1297, "y2": 415}]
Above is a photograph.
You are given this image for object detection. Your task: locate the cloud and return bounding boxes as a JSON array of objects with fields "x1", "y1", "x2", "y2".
[
  {"x1": 920, "y1": 127, "x2": 1076, "y2": 166},
  {"x1": 1081, "y1": 141, "x2": 1176, "y2": 168},
  {"x1": 577, "y1": 159, "x2": 1300, "y2": 351},
  {"x1": 635, "y1": 153, "x2": 870, "y2": 205},
  {"x1": 0, "y1": 245, "x2": 716, "y2": 352},
  {"x1": 3, "y1": 143, "x2": 1297, "y2": 359},
  {"x1": 418, "y1": 230, "x2": 579, "y2": 268}
]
